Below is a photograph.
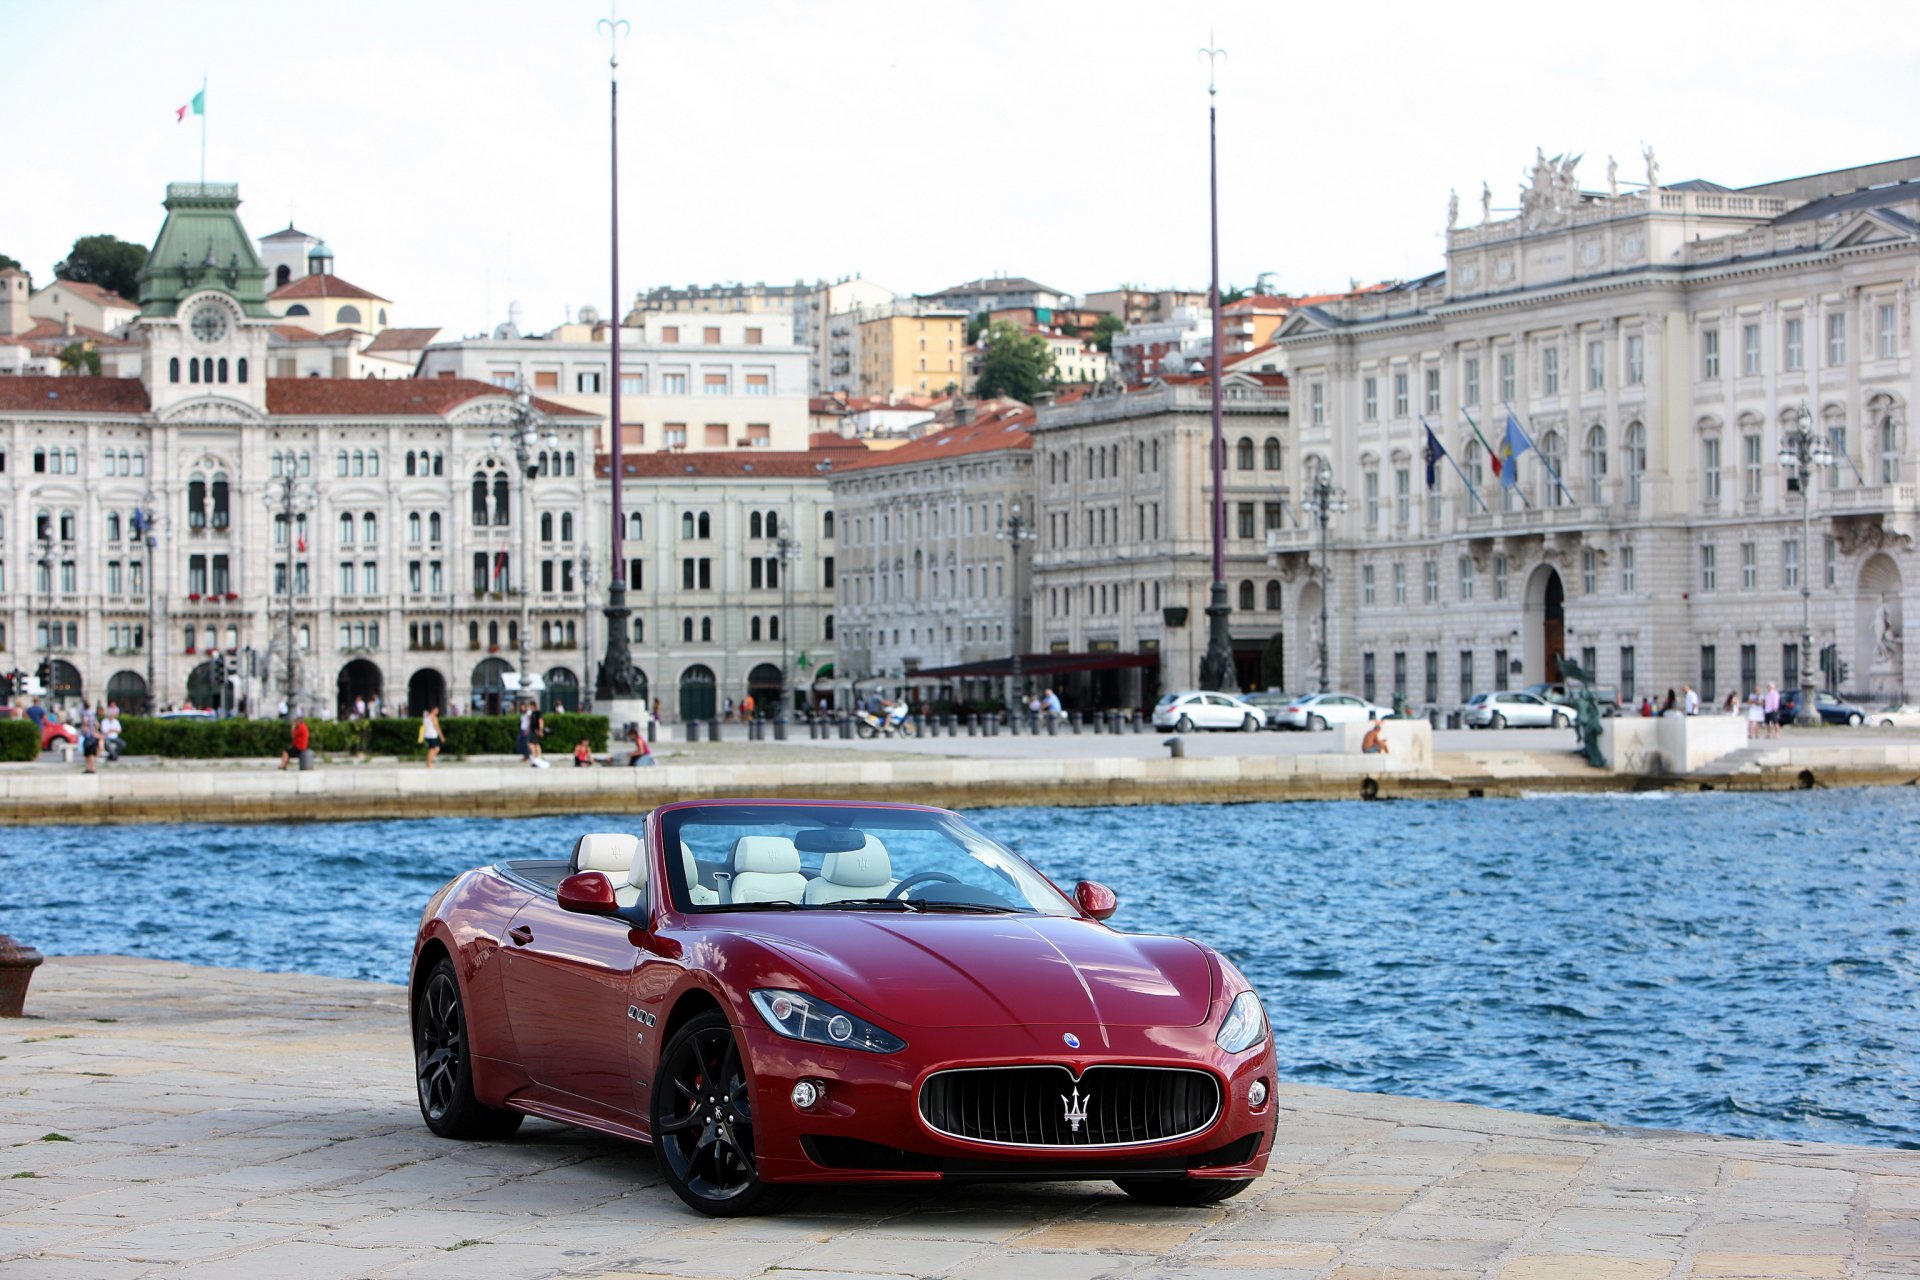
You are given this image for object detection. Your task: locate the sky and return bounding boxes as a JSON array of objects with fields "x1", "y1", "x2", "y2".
[{"x1": 7, "y1": 0, "x2": 1919, "y2": 338}]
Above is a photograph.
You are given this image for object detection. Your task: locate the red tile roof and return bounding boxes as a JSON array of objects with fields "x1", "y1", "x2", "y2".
[
  {"x1": 836, "y1": 407, "x2": 1033, "y2": 472},
  {"x1": 269, "y1": 273, "x2": 389, "y2": 302},
  {"x1": 37, "y1": 279, "x2": 137, "y2": 311},
  {"x1": 2, "y1": 318, "x2": 118, "y2": 345},
  {"x1": 265, "y1": 378, "x2": 594, "y2": 418},
  {"x1": 594, "y1": 449, "x2": 851, "y2": 480},
  {"x1": 364, "y1": 327, "x2": 441, "y2": 352},
  {"x1": 809, "y1": 432, "x2": 872, "y2": 451},
  {"x1": 0, "y1": 377, "x2": 150, "y2": 413},
  {"x1": 269, "y1": 324, "x2": 323, "y2": 341}
]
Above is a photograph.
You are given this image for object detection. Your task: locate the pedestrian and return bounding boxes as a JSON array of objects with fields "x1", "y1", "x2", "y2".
[
  {"x1": 1042, "y1": 688, "x2": 1064, "y2": 721},
  {"x1": 80, "y1": 720, "x2": 100, "y2": 773},
  {"x1": 573, "y1": 737, "x2": 594, "y2": 767},
  {"x1": 626, "y1": 725, "x2": 656, "y2": 767},
  {"x1": 1763, "y1": 681, "x2": 1781, "y2": 739},
  {"x1": 420, "y1": 706, "x2": 443, "y2": 769},
  {"x1": 24, "y1": 698, "x2": 45, "y2": 732},
  {"x1": 1746, "y1": 691, "x2": 1765, "y2": 739},
  {"x1": 279, "y1": 717, "x2": 310, "y2": 770},
  {"x1": 652, "y1": 697, "x2": 663, "y2": 725},
  {"x1": 1660, "y1": 688, "x2": 1677, "y2": 715},
  {"x1": 529, "y1": 703, "x2": 547, "y2": 762},
  {"x1": 1639, "y1": 696, "x2": 1653, "y2": 717},
  {"x1": 724, "y1": 696, "x2": 735, "y2": 722},
  {"x1": 741, "y1": 692, "x2": 756, "y2": 721},
  {"x1": 353, "y1": 695, "x2": 367, "y2": 721},
  {"x1": 1723, "y1": 689, "x2": 1740, "y2": 715},
  {"x1": 1683, "y1": 684, "x2": 1699, "y2": 716},
  {"x1": 100, "y1": 706, "x2": 123, "y2": 762}
]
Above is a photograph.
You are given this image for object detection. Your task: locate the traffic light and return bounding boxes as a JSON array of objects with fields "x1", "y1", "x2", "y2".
[{"x1": 35, "y1": 658, "x2": 51, "y2": 686}]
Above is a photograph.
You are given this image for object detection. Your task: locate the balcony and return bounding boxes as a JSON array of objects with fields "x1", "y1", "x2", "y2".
[{"x1": 1824, "y1": 482, "x2": 1918, "y2": 515}]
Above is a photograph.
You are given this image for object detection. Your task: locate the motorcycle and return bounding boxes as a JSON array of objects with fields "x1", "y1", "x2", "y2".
[{"x1": 854, "y1": 703, "x2": 910, "y2": 739}]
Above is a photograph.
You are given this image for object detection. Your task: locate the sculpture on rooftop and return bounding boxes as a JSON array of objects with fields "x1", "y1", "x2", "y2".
[
  {"x1": 1480, "y1": 181, "x2": 1492, "y2": 225},
  {"x1": 1643, "y1": 143, "x2": 1660, "y2": 192},
  {"x1": 1447, "y1": 189, "x2": 1459, "y2": 231}
]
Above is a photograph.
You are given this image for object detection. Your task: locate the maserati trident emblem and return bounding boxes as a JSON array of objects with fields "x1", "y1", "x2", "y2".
[
  {"x1": 1062, "y1": 1085, "x2": 1091, "y2": 1133},
  {"x1": 1062, "y1": 1032, "x2": 1080, "y2": 1049}
]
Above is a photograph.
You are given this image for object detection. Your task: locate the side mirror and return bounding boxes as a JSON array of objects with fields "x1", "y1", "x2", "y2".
[
  {"x1": 557, "y1": 871, "x2": 618, "y2": 915},
  {"x1": 1074, "y1": 880, "x2": 1118, "y2": 921}
]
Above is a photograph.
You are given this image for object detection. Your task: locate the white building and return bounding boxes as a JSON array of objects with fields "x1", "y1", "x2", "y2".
[
  {"x1": 1111, "y1": 307, "x2": 1212, "y2": 385},
  {"x1": 1272, "y1": 151, "x2": 1918, "y2": 709}
]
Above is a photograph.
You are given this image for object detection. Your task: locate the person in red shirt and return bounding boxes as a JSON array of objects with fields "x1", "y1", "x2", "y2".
[{"x1": 279, "y1": 719, "x2": 310, "y2": 771}]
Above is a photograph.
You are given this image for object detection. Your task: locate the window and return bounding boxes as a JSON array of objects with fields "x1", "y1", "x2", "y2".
[
  {"x1": 1392, "y1": 651, "x2": 1407, "y2": 700},
  {"x1": 1392, "y1": 562, "x2": 1406, "y2": 606},
  {"x1": 1587, "y1": 340, "x2": 1604, "y2": 391},
  {"x1": 662, "y1": 372, "x2": 688, "y2": 395},
  {"x1": 1305, "y1": 383, "x2": 1323, "y2": 426},
  {"x1": 1700, "y1": 543, "x2": 1717, "y2": 592},
  {"x1": 1423, "y1": 560, "x2": 1438, "y2": 604},
  {"x1": 1263, "y1": 437, "x2": 1281, "y2": 470},
  {"x1": 1827, "y1": 313, "x2": 1846, "y2": 366},
  {"x1": 1744, "y1": 433, "x2": 1763, "y2": 498},
  {"x1": 1620, "y1": 646, "x2": 1636, "y2": 703},
  {"x1": 1362, "y1": 376, "x2": 1378, "y2": 420},
  {"x1": 1394, "y1": 467, "x2": 1410, "y2": 526},
  {"x1": 1459, "y1": 555, "x2": 1474, "y2": 601},
  {"x1": 1235, "y1": 437, "x2": 1254, "y2": 471},
  {"x1": 703, "y1": 326, "x2": 721, "y2": 344},
  {"x1": 1784, "y1": 316, "x2": 1804, "y2": 371},
  {"x1": 1542, "y1": 345, "x2": 1560, "y2": 395},
  {"x1": 620, "y1": 372, "x2": 644, "y2": 395},
  {"x1": 361, "y1": 512, "x2": 376, "y2": 543},
  {"x1": 1581, "y1": 548, "x2": 1596, "y2": 594},
  {"x1": 1464, "y1": 357, "x2": 1480, "y2": 406},
  {"x1": 429, "y1": 512, "x2": 442, "y2": 541},
  {"x1": 664, "y1": 425, "x2": 686, "y2": 448},
  {"x1": 1364, "y1": 470, "x2": 1380, "y2": 527},
  {"x1": 1741, "y1": 541, "x2": 1756, "y2": 590},
  {"x1": 1265, "y1": 580, "x2": 1282, "y2": 610},
  {"x1": 1700, "y1": 645, "x2": 1717, "y2": 704},
  {"x1": 211, "y1": 554, "x2": 230, "y2": 595},
  {"x1": 1703, "y1": 436, "x2": 1722, "y2": 502},
  {"x1": 1783, "y1": 538, "x2": 1801, "y2": 589},
  {"x1": 1625, "y1": 423, "x2": 1646, "y2": 506},
  {"x1": 1424, "y1": 651, "x2": 1439, "y2": 704},
  {"x1": 1459, "y1": 651, "x2": 1474, "y2": 702},
  {"x1": 1742, "y1": 322, "x2": 1761, "y2": 376},
  {"x1": 1878, "y1": 303, "x2": 1898, "y2": 359},
  {"x1": 1238, "y1": 580, "x2": 1255, "y2": 611},
  {"x1": 1702, "y1": 327, "x2": 1720, "y2": 380},
  {"x1": 1392, "y1": 371, "x2": 1409, "y2": 417},
  {"x1": 1424, "y1": 367, "x2": 1440, "y2": 414},
  {"x1": 1236, "y1": 503, "x2": 1254, "y2": 539},
  {"x1": 660, "y1": 325, "x2": 680, "y2": 343},
  {"x1": 1621, "y1": 545, "x2": 1636, "y2": 593},
  {"x1": 1740, "y1": 643, "x2": 1757, "y2": 694},
  {"x1": 1541, "y1": 431, "x2": 1565, "y2": 507},
  {"x1": 703, "y1": 372, "x2": 729, "y2": 396},
  {"x1": 188, "y1": 555, "x2": 207, "y2": 595},
  {"x1": 1363, "y1": 653, "x2": 1376, "y2": 702},
  {"x1": 1362, "y1": 564, "x2": 1376, "y2": 606},
  {"x1": 1626, "y1": 334, "x2": 1644, "y2": 385},
  {"x1": 1586, "y1": 426, "x2": 1608, "y2": 504},
  {"x1": 1825, "y1": 535, "x2": 1836, "y2": 588},
  {"x1": 1493, "y1": 553, "x2": 1508, "y2": 600},
  {"x1": 1498, "y1": 351, "x2": 1515, "y2": 403}
]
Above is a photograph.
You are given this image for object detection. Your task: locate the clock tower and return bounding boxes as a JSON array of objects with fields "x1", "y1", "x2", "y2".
[{"x1": 136, "y1": 182, "x2": 273, "y2": 418}]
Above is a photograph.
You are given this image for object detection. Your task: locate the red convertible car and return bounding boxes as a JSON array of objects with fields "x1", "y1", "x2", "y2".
[{"x1": 410, "y1": 799, "x2": 1276, "y2": 1215}]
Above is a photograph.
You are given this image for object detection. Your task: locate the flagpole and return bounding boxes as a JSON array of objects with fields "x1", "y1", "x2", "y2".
[
  {"x1": 1506, "y1": 403, "x2": 1574, "y2": 505},
  {"x1": 199, "y1": 74, "x2": 207, "y2": 186}
]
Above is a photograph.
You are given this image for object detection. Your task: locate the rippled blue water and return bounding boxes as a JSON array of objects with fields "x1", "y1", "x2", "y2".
[{"x1": 5, "y1": 789, "x2": 1914, "y2": 1148}]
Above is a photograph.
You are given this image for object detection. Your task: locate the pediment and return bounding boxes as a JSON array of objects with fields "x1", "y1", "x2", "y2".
[
  {"x1": 158, "y1": 395, "x2": 267, "y2": 425},
  {"x1": 1821, "y1": 209, "x2": 1920, "y2": 251}
]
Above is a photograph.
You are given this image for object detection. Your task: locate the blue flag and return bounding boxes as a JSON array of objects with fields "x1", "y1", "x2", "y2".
[
  {"x1": 1423, "y1": 422, "x2": 1447, "y2": 490},
  {"x1": 1498, "y1": 411, "x2": 1532, "y2": 489}
]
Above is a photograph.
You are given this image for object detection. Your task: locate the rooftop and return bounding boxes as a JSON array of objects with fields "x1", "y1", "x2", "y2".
[{"x1": 269, "y1": 273, "x2": 389, "y2": 302}]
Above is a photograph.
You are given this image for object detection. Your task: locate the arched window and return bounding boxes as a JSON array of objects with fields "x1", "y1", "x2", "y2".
[
  {"x1": 560, "y1": 513, "x2": 573, "y2": 541},
  {"x1": 408, "y1": 512, "x2": 422, "y2": 542},
  {"x1": 58, "y1": 510, "x2": 76, "y2": 541},
  {"x1": 189, "y1": 357, "x2": 201, "y2": 384},
  {"x1": 824, "y1": 614, "x2": 834, "y2": 639},
  {"x1": 1236, "y1": 437, "x2": 1255, "y2": 470},
  {"x1": 700, "y1": 616, "x2": 713, "y2": 642},
  {"x1": 681, "y1": 512, "x2": 695, "y2": 538},
  {"x1": 236, "y1": 357, "x2": 248, "y2": 383},
  {"x1": 492, "y1": 473, "x2": 509, "y2": 525},
  {"x1": 564, "y1": 451, "x2": 575, "y2": 476},
  {"x1": 337, "y1": 450, "x2": 349, "y2": 477},
  {"x1": 405, "y1": 451, "x2": 417, "y2": 476},
  {"x1": 540, "y1": 512, "x2": 554, "y2": 541},
  {"x1": 169, "y1": 357, "x2": 180, "y2": 383},
  {"x1": 286, "y1": 303, "x2": 310, "y2": 316},
  {"x1": 337, "y1": 304, "x2": 362, "y2": 325},
  {"x1": 1624, "y1": 422, "x2": 1646, "y2": 506},
  {"x1": 1266, "y1": 580, "x2": 1282, "y2": 610},
  {"x1": 750, "y1": 616, "x2": 762, "y2": 641},
  {"x1": 378, "y1": 308, "x2": 387, "y2": 325},
  {"x1": 429, "y1": 512, "x2": 442, "y2": 541},
  {"x1": 632, "y1": 617, "x2": 644, "y2": 643},
  {"x1": 64, "y1": 448, "x2": 76, "y2": 473},
  {"x1": 106, "y1": 511, "x2": 121, "y2": 541},
  {"x1": 471, "y1": 474, "x2": 488, "y2": 525},
  {"x1": 217, "y1": 357, "x2": 228, "y2": 383},
  {"x1": 210, "y1": 474, "x2": 230, "y2": 530},
  {"x1": 1585, "y1": 426, "x2": 1608, "y2": 504},
  {"x1": 106, "y1": 452, "x2": 117, "y2": 477},
  {"x1": 276, "y1": 264, "x2": 291, "y2": 288},
  {"x1": 749, "y1": 512, "x2": 763, "y2": 539},
  {"x1": 765, "y1": 511, "x2": 779, "y2": 539},
  {"x1": 823, "y1": 510, "x2": 834, "y2": 539},
  {"x1": 352, "y1": 450, "x2": 366, "y2": 477},
  {"x1": 362, "y1": 513, "x2": 377, "y2": 542},
  {"x1": 339, "y1": 513, "x2": 355, "y2": 544},
  {"x1": 1264, "y1": 437, "x2": 1282, "y2": 470},
  {"x1": 697, "y1": 512, "x2": 711, "y2": 539},
  {"x1": 628, "y1": 512, "x2": 643, "y2": 539},
  {"x1": 1540, "y1": 431, "x2": 1565, "y2": 506},
  {"x1": 187, "y1": 474, "x2": 207, "y2": 530},
  {"x1": 769, "y1": 616, "x2": 780, "y2": 641},
  {"x1": 1238, "y1": 580, "x2": 1255, "y2": 611},
  {"x1": 682, "y1": 616, "x2": 694, "y2": 643}
]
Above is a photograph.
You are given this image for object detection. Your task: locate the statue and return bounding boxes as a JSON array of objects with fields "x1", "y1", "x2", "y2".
[
  {"x1": 1447, "y1": 188, "x2": 1459, "y2": 231},
  {"x1": 1607, "y1": 154, "x2": 1618, "y2": 198},
  {"x1": 1873, "y1": 596, "x2": 1904, "y2": 665},
  {"x1": 1642, "y1": 143, "x2": 1660, "y2": 192},
  {"x1": 1480, "y1": 181, "x2": 1492, "y2": 225},
  {"x1": 1559, "y1": 652, "x2": 1607, "y2": 768}
]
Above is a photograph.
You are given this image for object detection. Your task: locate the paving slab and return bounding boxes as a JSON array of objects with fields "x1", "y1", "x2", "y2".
[{"x1": 2, "y1": 955, "x2": 1915, "y2": 1279}]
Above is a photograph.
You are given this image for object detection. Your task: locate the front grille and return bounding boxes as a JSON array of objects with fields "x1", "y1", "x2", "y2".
[{"x1": 919, "y1": 1065, "x2": 1220, "y2": 1148}]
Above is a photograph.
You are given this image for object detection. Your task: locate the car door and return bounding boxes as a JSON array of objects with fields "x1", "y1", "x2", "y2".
[
  {"x1": 1203, "y1": 694, "x2": 1237, "y2": 728},
  {"x1": 499, "y1": 890, "x2": 647, "y2": 1125}
]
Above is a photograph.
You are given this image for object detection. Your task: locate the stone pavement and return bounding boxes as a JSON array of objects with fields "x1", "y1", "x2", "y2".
[{"x1": 2, "y1": 958, "x2": 1915, "y2": 1280}]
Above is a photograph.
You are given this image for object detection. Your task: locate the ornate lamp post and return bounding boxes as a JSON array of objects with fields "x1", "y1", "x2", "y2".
[
  {"x1": 492, "y1": 385, "x2": 558, "y2": 710},
  {"x1": 1778, "y1": 402, "x2": 1834, "y2": 727},
  {"x1": 996, "y1": 501, "x2": 1037, "y2": 711},
  {"x1": 1301, "y1": 465, "x2": 1347, "y2": 693},
  {"x1": 774, "y1": 525, "x2": 801, "y2": 716},
  {"x1": 261, "y1": 475, "x2": 316, "y2": 713},
  {"x1": 579, "y1": 550, "x2": 596, "y2": 713},
  {"x1": 1196, "y1": 41, "x2": 1237, "y2": 694}
]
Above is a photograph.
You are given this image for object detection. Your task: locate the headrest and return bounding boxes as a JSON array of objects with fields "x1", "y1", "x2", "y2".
[
  {"x1": 573, "y1": 832, "x2": 640, "y2": 883},
  {"x1": 731, "y1": 835, "x2": 800, "y2": 875},
  {"x1": 821, "y1": 837, "x2": 891, "y2": 888},
  {"x1": 680, "y1": 841, "x2": 699, "y2": 882}
]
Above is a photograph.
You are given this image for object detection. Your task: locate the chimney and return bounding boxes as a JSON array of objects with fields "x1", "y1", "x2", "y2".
[{"x1": 953, "y1": 400, "x2": 974, "y2": 426}]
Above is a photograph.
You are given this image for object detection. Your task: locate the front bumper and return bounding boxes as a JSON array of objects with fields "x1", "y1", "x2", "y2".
[{"x1": 740, "y1": 1020, "x2": 1276, "y2": 1185}]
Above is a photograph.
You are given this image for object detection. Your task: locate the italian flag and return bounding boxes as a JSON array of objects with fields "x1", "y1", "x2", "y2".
[{"x1": 176, "y1": 88, "x2": 204, "y2": 123}]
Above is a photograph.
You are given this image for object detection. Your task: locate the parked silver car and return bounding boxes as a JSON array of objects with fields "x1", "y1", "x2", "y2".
[
  {"x1": 1151, "y1": 691, "x2": 1266, "y2": 732},
  {"x1": 1463, "y1": 690, "x2": 1571, "y2": 729},
  {"x1": 1272, "y1": 692, "x2": 1394, "y2": 731}
]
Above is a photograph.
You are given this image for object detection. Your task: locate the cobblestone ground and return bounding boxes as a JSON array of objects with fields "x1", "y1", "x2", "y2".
[{"x1": 2, "y1": 957, "x2": 1915, "y2": 1280}]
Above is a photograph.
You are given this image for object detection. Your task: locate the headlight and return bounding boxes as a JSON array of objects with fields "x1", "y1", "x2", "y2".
[
  {"x1": 1215, "y1": 990, "x2": 1267, "y2": 1054},
  {"x1": 750, "y1": 989, "x2": 907, "y2": 1054}
]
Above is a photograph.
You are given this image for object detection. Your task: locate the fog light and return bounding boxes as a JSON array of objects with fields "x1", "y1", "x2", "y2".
[
  {"x1": 791, "y1": 1079, "x2": 824, "y2": 1110},
  {"x1": 1247, "y1": 1079, "x2": 1269, "y2": 1108}
]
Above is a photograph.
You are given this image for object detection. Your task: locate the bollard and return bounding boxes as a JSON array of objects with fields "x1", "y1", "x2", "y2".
[
  {"x1": 773, "y1": 719, "x2": 787, "y2": 741},
  {"x1": 987, "y1": 714, "x2": 999, "y2": 736},
  {"x1": 967, "y1": 714, "x2": 979, "y2": 737},
  {"x1": 686, "y1": 720, "x2": 701, "y2": 742},
  {"x1": 708, "y1": 719, "x2": 722, "y2": 742},
  {"x1": 1070, "y1": 712, "x2": 1082, "y2": 734},
  {"x1": 1132, "y1": 710, "x2": 1144, "y2": 733},
  {"x1": 1163, "y1": 735, "x2": 1185, "y2": 759},
  {"x1": 1046, "y1": 714, "x2": 1057, "y2": 736},
  {"x1": 299, "y1": 747, "x2": 315, "y2": 771},
  {"x1": 839, "y1": 714, "x2": 853, "y2": 740},
  {"x1": 1009, "y1": 712, "x2": 1021, "y2": 736},
  {"x1": 1429, "y1": 709, "x2": 1441, "y2": 730}
]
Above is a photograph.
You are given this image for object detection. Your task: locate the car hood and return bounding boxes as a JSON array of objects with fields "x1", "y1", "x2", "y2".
[{"x1": 727, "y1": 913, "x2": 1216, "y2": 1030}]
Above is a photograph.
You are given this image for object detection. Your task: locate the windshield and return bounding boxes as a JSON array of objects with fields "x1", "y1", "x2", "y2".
[{"x1": 660, "y1": 802, "x2": 1077, "y2": 916}]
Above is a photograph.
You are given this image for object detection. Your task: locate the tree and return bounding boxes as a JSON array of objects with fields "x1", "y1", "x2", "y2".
[
  {"x1": 972, "y1": 322, "x2": 1054, "y2": 402},
  {"x1": 1220, "y1": 284, "x2": 1251, "y2": 306},
  {"x1": 57, "y1": 343, "x2": 101, "y2": 376},
  {"x1": 965, "y1": 310, "x2": 989, "y2": 345},
  {"x1": 1090, "y1": 314, "x2": 1124, "y2": 353},
  {"x1": 0, "y1": 252, "x2": 20, "y2": 272},
  {"x1": 54, "y1": 234, "x2": 148, "y2": 301}
]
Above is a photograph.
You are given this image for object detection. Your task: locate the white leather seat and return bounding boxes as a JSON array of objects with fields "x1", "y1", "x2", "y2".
[
  {"x1": 727, "y1": 835, "x2": 806, "y2": 904},
  {"x1": 803, "y1": 836, "x2": 894, "y2": 904},
  {"x1": 682, "y1": 841, "x2": 718, "y2": 907},
  {"x1": 571, "y1": 832, "x2": 643, "y2": 909}
]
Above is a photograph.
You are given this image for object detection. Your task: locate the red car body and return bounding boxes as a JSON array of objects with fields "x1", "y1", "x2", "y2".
[{"x1": 409, "y1": 799, "x2": 1275, "y2": 1213}]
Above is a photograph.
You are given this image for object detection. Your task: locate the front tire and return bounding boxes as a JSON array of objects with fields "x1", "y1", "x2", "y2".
[
  {"x1": 1307, "y1": 714, "x2": 1328, "y2": 732},
  {"x1": 855, "y1": 720, "x2": 877, "y2": 739},
  {"x1": 1848, "y1": 712, "x2": 1864, "y2": 726},
  {"x1": 1175, "y1": 714, "x2": 1194, "y2": 733},
  {"x1": 414, "y1": 958, "x2": 523, "y2": 1140},
  {"x1": 1489, "y1": 712, "x2": 1507, "y2": 730},
  {"x1": 1115, "y1": 1177, "x2": 1254, "y2": 1206},
  {"x1": 1551, "y1": 712, "x2": 1569, "y2": 729},
  {"x1": 651, "y1": 1010, "x2": 797, "y2": 1217},
  {"x1": 1241, "y1": 715, "x2": 1259, "y2": 732}
]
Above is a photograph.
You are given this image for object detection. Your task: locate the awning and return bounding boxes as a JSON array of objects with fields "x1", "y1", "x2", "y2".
[{"x1": 912, "y1": 652, "x2": 1161, "y2": 679}]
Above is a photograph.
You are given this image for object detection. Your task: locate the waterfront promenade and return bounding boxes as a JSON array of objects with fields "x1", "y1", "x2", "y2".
[
  {"x1": 3, "y1": 956, "x2": 1915, "y2": 1279},
  {"x1": 3, "y1": 722, "x2": 1918, "y2": 825}
]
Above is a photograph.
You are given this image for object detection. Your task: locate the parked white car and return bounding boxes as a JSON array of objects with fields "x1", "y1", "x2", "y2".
[
  {"x1": 1150, "y1": 691, "x2": 1266, "y2": 732},
  {"x1": 1463, "y1": 690, "x2": 1571, "y2": 729},
  {"x1": 1872, "y1": 703, "x2": 1920, "y2": 729},
  {"x1": 1271, "y1": 692, "x2": 1394, "y2": 731}
]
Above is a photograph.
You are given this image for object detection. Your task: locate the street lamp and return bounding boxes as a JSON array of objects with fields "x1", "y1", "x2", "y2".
[
  {"x1": 261, "y1": 475, "x2": 316, "y2": 714},
  {"x1": 491, "y1": 384, "x2": 559, "y2": 711},
  {"x1": 1778, "y1": 402, "x2": 1835, "y2": 727},
  {"x1": 579, "y1": 550, "x2": 597, "y2": 714},
  {"x1": 774, "y1": 525, "x2": 801, "y2": 717},
  {"x1": 996, "y1": 501, "x2": 1037, "y2": 712},
  {"x1": 1196, "y1": 39, "x2": 1237, "y2": 695},
  {"x1": 1300, "y1": 466, "x2": 1348, "y2": 693},
  {"x1": 30, "y1": 526, "x2": 54, "y2": 701}
]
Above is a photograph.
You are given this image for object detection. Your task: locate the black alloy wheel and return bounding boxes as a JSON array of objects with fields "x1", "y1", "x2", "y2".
[
  {"x1": 414, "y1": 958, "x2": 523, "y2": 1140},
  {"x1": 1175, "y1": 714, "x2": 1194, "y2": 732},
  {"x1": 1114, "y1": 1176, "x2": 1254, "y2": 1205},
  {"x1": 1490, "y1": 712, "x2": 1507, "y2": 729},
  {"x1": 1241, "y1": 714, "x2": 1259, "y2": 732},
  {"x1": 651, "y1": 1009, "x2": 797, "y2": 1216}
]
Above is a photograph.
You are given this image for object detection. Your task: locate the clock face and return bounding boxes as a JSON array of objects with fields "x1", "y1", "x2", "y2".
[{"x1": 190, "y1": 306, "x2": 228, "y2": 344}]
